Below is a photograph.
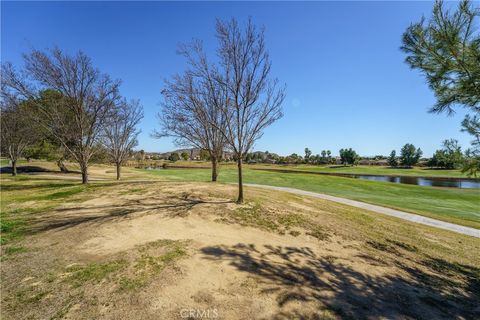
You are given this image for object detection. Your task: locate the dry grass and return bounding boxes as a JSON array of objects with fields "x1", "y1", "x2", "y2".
[{"x1": 1, "y1": 171, "x2": 479, "y2": 319}]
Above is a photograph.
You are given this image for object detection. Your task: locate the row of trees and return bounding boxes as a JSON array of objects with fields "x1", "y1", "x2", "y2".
[
  {"x1": 273, "y1": 142, "x2": 463, "y2": 168},
  {"x1": 244, "y1": 148, "x2": 335, "y2": 165},
  {"x1": 1, "y1": 48, "x2": 143, "y2": 182},
  {"x1": 387, "y1": 144, "x2": 423, "y2": 167},
  {"x1": 242, "y1": 141, "x2": 464, "y2": 168},
  {"x1": 156, "y1": 18, "x2": 285, "y2": 203},
  {"x1": 387, "y1": 140, "x2": 473, "y2": 169},
  {"x1": 241, "y1": 143, "x2": 462, "y2": 167},
  {"x1": 304, "y1": 148, "x2": 335, "y2": 165}
]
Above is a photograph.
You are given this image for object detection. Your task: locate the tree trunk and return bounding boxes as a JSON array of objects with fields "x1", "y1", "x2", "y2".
[
  {"x1": 211, "y1": 157, "x2": 218, "y2": 182},
  {"x1": 237, "y1": 157, "x2": 244, "y2": 203},
  {"x1": 57, "y1": 160, "x2": 69, "y2": 173},
  {"x1": 11, "y1": 159, "x2": 17, "y2": 176},
  {"x1": 116, "y1": 162, "x2": 121, "y2": 180},
  {"x1": 80, "y1": 163, "x2": 89, "y2": 184}
]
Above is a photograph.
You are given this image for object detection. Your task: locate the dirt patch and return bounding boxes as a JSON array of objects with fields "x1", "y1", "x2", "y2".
[{"x1": 1, "y1": 181, "x2": 479, "y2": 319}]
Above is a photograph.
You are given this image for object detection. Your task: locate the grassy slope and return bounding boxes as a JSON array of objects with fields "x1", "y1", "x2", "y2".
[
  {"x1": 142, "y1": 168, "x2": 480, "y2": 229},
  {"x1": 0, "y1": 176, "x2": 104, "y2": 244}
]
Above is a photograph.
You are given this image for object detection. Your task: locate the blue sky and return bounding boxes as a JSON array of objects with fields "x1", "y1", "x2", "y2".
[{"x1": 2, "y1": 1, "x2": 473, "y2": 156}]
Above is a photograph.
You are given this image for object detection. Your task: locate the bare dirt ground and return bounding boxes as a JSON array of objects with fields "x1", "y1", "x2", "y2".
[{"x1": 1, "y1": 179, "x2": 480, "y2": 319}]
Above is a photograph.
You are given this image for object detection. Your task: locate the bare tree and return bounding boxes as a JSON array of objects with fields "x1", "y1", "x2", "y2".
[
  {"x1": 214, "y1": 18, "x2": 286, "y2": 203},
  {"x1": 155, "y1": 50, "x2": 227, "y2": 182},
  {"x1": 102, "y1": 99, "x2": 143, "y2": 180},
  {"x1": 0, "y1": 100, "x2": 37, "y2": 175},
  {"x1": 1, "y1": 48, "x2": 121, "y2": 183}
]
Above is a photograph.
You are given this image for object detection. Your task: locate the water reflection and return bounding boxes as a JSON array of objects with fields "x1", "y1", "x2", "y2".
[{"x1": 352, "y1": 175, "x2": 480, "y2": 189}]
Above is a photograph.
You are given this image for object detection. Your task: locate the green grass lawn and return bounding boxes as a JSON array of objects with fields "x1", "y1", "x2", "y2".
[
  {"x1": 0, "y1": 176, "x2": 105, "y2": 244},
  {"x1": 0, "y1": 159, "x2": 29, "y2": 166},
  {"x1": 142, "y1": 167, "x2": 480, "y2": 229},
  {"x1": 249, "y1": 164, "x2": 470, "y2": 178},
  {"x1": 160, "y1": 161, "x2": 470, "y2": 178}
]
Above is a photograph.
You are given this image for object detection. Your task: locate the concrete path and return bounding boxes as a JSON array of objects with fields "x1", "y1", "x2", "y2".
[{"x1": 245, "y1": 183, "x2": 480, "y2": 238}]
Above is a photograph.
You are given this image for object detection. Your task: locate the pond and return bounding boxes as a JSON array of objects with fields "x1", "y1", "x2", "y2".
[
  {"x1": 252, "y1": 168, "x2": 480, "y2": 189},
  {"x1": 145, "y1": 166, "x2": 480, "y2": 189},
  {"x1": 348, "y1": 174, "x2": 480, "y2": 189}
]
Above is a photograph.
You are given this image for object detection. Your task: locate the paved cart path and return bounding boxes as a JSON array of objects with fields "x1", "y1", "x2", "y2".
[{"x1": 245, "y1": 183, "x2": 480, "y2": 238}]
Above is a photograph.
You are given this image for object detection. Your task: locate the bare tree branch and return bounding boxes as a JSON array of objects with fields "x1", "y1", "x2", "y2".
[
  {"x1": 0, "y1": 98, "x2": 38, "y2": 175},
  {"x1": 101, "y1": 99, "x2": 143, "y2": 180},
  {"x1": 214, "y1": 18, "x2": 286, "y2": 202},
  {"x1": 154, "y1": 53, "x2": 228, "y2": 181},
  {"x1": 2, "y1": 48, "x2": 121, "y2": 183}
]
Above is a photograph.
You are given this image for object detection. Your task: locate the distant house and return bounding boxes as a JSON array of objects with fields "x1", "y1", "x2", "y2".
[{"x1": 358, "y1": 159, "x2": 388, "y2": 166}]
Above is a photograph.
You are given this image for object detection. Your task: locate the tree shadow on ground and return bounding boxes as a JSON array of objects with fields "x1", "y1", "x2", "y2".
[
  {"x1": 0, "y1": 166, "x2": 55, "y2": 174},
  {"x1": 0, "y1": 182, "x2": 77, "y2": 191},
  {"x1": 27, "y1": 193, "x2": 233, "y2": 234},
  {"x1": 201, "y1": 244, "x2": 480, "y2": 319}
]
